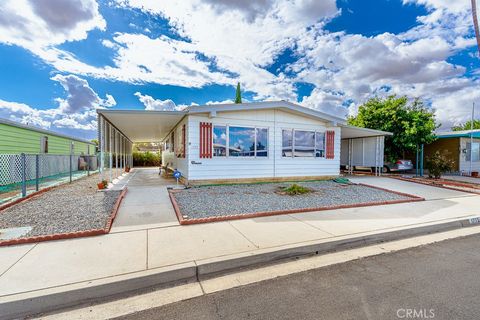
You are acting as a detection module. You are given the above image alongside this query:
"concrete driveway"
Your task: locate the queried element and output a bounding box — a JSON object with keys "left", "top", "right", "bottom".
{"left": 111, "top": 168, "right": 180, "bottom": 232}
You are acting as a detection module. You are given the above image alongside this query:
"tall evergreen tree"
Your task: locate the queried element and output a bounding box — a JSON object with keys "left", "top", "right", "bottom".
{"left": 235, "top": 82, "right": 242, "bottom": 104}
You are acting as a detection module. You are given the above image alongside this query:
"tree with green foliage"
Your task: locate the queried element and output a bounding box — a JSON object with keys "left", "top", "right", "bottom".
{"left": 235, "top": 82, "right": 242, "bottom": 104}
{"left": 348, "top": 95, "right": 438, "bottom": 161}
{"left": 452, "top": 120, "right": 480, "bottom": 131}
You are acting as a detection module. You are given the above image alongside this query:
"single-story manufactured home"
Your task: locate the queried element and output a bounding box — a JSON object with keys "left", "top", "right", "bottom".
{"left": 424, "top": 129, "right": 480, "bottom": 174}
{"left": 97, "top": 101, "right": 391, "bottom": 184}
{"left": 0, "top": 118, "right": 96, "bottom": 155}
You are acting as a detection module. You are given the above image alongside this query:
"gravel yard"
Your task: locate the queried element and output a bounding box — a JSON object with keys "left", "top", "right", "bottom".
{"left": 172, "top": 181, "right": 416, "bottom": 219}
{"left": 0, "top": 174, "right": 122, "bottom": 239}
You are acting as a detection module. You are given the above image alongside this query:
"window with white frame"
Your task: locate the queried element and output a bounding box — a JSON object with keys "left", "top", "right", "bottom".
{"left": 466, "top": 142, "right": 480, "bottom": 162}
{"left": 213, "top": 125, "right": 227, "bottom": 156}
{"left": 213, "top": 125, "right": 268, "bottom": 157}
{"left": 282, "top": 129, "right": 325, "bottom": 158}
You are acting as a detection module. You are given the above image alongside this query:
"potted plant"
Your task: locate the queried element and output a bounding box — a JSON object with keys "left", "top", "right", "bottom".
{"left": 97, "top": 180, "right": 108, "bottom": 190}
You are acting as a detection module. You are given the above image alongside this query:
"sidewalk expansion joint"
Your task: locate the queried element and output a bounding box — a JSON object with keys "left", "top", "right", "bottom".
{"left": 227, "top": 222, "right": 259, "bottom": 248}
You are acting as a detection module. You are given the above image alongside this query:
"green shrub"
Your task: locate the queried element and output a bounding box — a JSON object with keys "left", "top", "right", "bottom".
{"left": 281, "top": 184, "right": 312, "bottom": 195}
{"left": 425, "top": 151, "right": 454, "bottom": 179}
{"left": 133, "top": 151, "right": 161, "bottom": 167}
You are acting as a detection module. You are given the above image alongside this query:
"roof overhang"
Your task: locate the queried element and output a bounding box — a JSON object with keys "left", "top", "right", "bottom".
{"left": 187, "top": 101, "right": 347, "bottom": 125}
{"left": 97, "top": 102, "right": 391, "bottom": 143}
{"left": 98, "top": 110, "right": 186, "bottom": 142}
{"left": 435, "top": 130, "right": 480, "bottom": 139}
{"left": 340, "top": 125, "right": 393, "bottom": 139}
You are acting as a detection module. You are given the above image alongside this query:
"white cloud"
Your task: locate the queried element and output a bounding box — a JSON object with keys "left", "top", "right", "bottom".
{"left": 0, "top": 74, "right": 115, "bottom": 132}
{"left": 0, "top": 0, "right": 478, "bottom": 130}
{"left": 0, "top": 0, "right": 105, "bottom": 49}
{"left": 25, "top": 0, "right": 338, "bottom": 100}
{"left": 51, "top": 74, "right": 116, "bottom": 113}
{"left": 134, "top": 92, "right": 187, "bottom": 111}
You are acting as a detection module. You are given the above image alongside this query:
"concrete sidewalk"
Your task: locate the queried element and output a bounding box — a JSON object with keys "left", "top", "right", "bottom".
{"left": 1, "top": 171, "right": 479, "bottom": 318}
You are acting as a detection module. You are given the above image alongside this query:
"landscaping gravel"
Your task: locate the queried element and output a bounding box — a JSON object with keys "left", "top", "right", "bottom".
{"left": 172, "top": 181, "right": 414, "bottom": 219}
{"left": 0, "top": 174, "right": 122, "bottom": 238}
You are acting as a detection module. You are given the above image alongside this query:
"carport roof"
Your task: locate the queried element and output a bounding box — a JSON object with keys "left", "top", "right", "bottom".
{"left": 340, "top": 125, "right": 393, "bottom": 139}
{"left": 98, "top": 101, "right": 392, "bottom": 142}
{"left": 98, "top": 109, "right": 186, "bottom": 142}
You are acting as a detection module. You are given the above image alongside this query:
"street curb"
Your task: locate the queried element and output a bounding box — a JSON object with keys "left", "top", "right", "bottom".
{"left": 195, "top": 217, "right": 477, "bottom": 277}
{"left": 0, "top": 262, "right": 197, "bottom": 320}
{"left": 1, "top": 216, "right": 479, "bottom": 319}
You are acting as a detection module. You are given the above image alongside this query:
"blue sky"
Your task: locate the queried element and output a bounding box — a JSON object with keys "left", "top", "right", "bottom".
{"left": 0, "top": 0, "right": 478, "bottom": 140}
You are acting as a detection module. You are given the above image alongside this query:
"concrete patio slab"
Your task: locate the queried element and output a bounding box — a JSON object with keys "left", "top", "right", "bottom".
{"left": 147, "top": 222, "right": 256, "bottom": 268}
{"left": 349, "top": 176, "right": 471, "bottom": 200}
{"left": 0, "top": 231, "right": 147, "bottom": 296}
{"left": 229, "top": 215, "right": 333, "bottom": 248}
{"left": 0, "top": 243, "right": 35, "bottom": 275}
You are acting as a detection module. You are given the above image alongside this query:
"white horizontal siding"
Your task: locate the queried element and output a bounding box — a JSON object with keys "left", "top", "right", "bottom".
{"left": 187, "top": 109, "right": 340, "bottom": 180}
{"left": 162, "top": 117, "right": 189, "bottom": 178}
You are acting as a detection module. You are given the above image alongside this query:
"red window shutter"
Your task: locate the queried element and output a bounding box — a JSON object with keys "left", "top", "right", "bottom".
{"left": 181, "top": 124, "right": 186, "bottom": 158}
{"left": 326, "top": 130, "right": 335, "bottom": 159}
{"left": 199, "top": 122, "right": 212, "bottom": 158}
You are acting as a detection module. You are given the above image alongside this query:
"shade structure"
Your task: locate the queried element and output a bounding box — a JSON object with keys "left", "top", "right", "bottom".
{"left": 98, "top": 110, "right": 186, "bottom": 142}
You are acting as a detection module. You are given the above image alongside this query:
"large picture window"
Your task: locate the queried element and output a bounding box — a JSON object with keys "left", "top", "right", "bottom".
{"left": 256, "top": 128, "right": 268, "bottom": 157}
{"left": 213, "top": 125, "right": 227, "bottom": 156}
{"left": 315, "top": 132, "right": 325, "bottom": 158}
{"left": 294, "top": 130, "right": 315, "bottom": 157}
{"left": 282, "top": 130, "right": 293, "bottom": 157}
{"left": 213, "top": 125, "right": 268, "bottom": 157}
{"left": 282, "top": 129, "right": 325, "bottom": 158}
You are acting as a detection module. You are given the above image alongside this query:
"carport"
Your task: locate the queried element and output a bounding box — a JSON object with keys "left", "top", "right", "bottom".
{"left": 340, "top": 125, "right": 393, "bottom": 176}
{"left": 97, "top": 110, "right": 185, "bottom": 182}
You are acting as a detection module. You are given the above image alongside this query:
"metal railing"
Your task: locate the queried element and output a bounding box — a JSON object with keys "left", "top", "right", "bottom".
{"left": 0, "top": 153, "right": 99, "bottom": 203}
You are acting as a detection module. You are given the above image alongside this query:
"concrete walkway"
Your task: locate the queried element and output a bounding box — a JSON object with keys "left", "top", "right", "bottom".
{"left": 111, "top": 168, "right": 179, "bottom": 233}
{"left": 0, "top": 172, "right": 479, "bottom": 317}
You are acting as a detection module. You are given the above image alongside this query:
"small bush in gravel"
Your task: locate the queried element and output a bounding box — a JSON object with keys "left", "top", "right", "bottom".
{"left": 280, "top": 184, "right": 312, "bottom": 195}
{"left": 425, "top": 151, "right": 454, "bottom": 179}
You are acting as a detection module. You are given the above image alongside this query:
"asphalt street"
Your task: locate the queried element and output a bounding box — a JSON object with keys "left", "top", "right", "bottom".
{"left": 116, "top": 234, "right": 480, "bottom": 320}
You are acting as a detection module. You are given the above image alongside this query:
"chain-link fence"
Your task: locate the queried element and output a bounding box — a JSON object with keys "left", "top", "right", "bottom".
{"left": 0, "top": 153, "right": 99, "bottom": 205}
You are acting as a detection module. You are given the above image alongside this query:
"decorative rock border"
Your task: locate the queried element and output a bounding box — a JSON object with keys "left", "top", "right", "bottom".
{"left": 169, "top": 183, "right": 425, "bottom": 225}
{"left": 0, "top": 188, "right": 127, "bottom": 247}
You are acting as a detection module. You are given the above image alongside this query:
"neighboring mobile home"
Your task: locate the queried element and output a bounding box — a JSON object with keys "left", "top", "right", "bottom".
{"left": 424, "top": 129, "right": 480, "bottom": 174}
{"left": 0, "top": 118, "right": 96, "bottom": 155}
{"left": 98, "top": 101, "right": 391, "bottom": 184}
